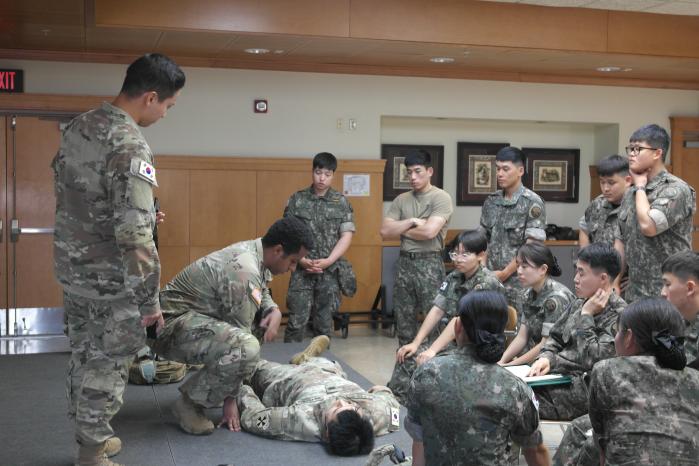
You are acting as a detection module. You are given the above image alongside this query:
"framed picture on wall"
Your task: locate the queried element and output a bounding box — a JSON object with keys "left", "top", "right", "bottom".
{"left": 381, "top": 144, "right": 444, "bottom": 201}
{"left": 523, "top": 147, "right": 580, "bottom": 203}
{"left": 456, "top": 142, "right": 510, "bottom": 206}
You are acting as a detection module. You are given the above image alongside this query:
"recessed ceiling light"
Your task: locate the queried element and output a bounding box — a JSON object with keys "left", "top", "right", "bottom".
{"left": 596, "top": 66, "right": 622, "bottom": 72}
{"left": 430, "top": 57, "right": 455, "bottom": 63}
{"left": 244, "top": 48, "right": 270, "bottom": 55}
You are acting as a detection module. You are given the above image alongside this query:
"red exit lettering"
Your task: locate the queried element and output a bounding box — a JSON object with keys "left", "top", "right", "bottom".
{"left": 0, "top": 71, "right": 16, "bottom": 90}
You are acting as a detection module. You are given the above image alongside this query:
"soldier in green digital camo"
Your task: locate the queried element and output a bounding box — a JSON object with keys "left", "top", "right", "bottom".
{"left": 53, "top": 54, "right": 184, "bottom": 466}
{"left": 480, "top": 147, "right": 546, "bottom": 317}
{"left": 614, "top": 124, "right": 696, "bottom": 303}
{"left": 152, "top": 217, "right": 314, "bottom": 436}
{"left": 393, "top": 230, "right": 504, "bottom": 398}
{"left": 527, "top": 243, "right": 626, "bottom": 421}
{"left": 284, "top": 152, "right": 355, "bottom": 342}
{"left": 379, "top": 149, "right": 453, "bottom": 403}
{"left": 553, "top": 250, "right": 699, "bottom": 466}
{"left": 406, "top": 291, "right": 550, "bottom": 466}
{"left": 578, "top": 155, "right": 631, "bottom": 248}
{"left": 236, "top": 340, "right": 400, "bottom": 456}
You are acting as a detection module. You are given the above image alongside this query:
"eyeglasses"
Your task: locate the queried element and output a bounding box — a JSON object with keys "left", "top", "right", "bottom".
{"left": 449, "top": 251, "right": 476, "bottom": 261}
{"left": 625, "top": 145, "right": 657, "bottom": 155}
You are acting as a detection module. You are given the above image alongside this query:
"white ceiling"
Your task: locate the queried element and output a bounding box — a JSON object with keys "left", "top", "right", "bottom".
{"left": 481, "top": 0, "right": 699, "bottom": 15}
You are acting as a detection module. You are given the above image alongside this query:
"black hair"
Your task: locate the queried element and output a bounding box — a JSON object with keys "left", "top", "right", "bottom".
{"left": 455, "top": 229, "right": 488, "bottom": 255}
{"left": 326, "top": 410, "right": 374, "bottom": 456}
{"left": 495, "top": 146, "right": 525, "bottom": 166}
{"left": 596, "top": 154, "right": 629, "bottom": 177}
{"left": 630, "top": 124, "right": 670, "bottom": 163}
{"left": 458, "top": 291, "right": 508, "bottom": 363}
{"left": 120, "top": 53, "right": 186, "bottom": 100}
{"left": 313, "top": 152, "right": 337, "bottom": 172}
{"left": 517, "top": 242, "right": 562, "bottom": 277}
{"left": 576, "top": 242, "right": 621, "bottom": 281}
{"left": 261, "top": 217, "right": 315, "bottom": 255}
{"left": 661, "top": 251, "right": 699, "bottom": 282}
{"left": 619, "top": 298, "right": 686, "bottom": 370}
{"left": 403, "top": 149, "right": 432, "bottom": 168}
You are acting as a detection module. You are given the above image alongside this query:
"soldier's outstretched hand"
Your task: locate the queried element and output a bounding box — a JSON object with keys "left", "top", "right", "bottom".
{"left": 218, "top": 396, "right": 241, "bottom": 432}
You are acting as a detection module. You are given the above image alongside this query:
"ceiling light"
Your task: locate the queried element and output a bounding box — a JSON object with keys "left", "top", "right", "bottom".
{"left": 430, "top": 57, "right": 455, "bottom": 63}
{"left": 244, "top": 48, "right": 270, "bottom": 55}
{"left": 596, "top": 66, "right": 622, "bottom": 72}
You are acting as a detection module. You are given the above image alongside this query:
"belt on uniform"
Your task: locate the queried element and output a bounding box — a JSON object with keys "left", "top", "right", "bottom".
{"left": 399, "top": 251, "right": 442, "bottom": 259}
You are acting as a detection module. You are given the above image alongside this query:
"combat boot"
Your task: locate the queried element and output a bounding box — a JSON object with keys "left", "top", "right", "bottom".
{"left": 290, "top": 335, "right": 330, "bottom": 365}
{"left": 172, "top": 394, "right": 215, "bottom": 435}
{"left": 104, "top": 437, "right": 121, "bottom": 457}
{"left": 76, "top": 442, "right": 124, "bottom": 466}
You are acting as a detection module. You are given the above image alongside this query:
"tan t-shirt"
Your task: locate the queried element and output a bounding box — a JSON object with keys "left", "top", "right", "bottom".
{"left": 386, "top": 186, "right": 453, "bottom": 252}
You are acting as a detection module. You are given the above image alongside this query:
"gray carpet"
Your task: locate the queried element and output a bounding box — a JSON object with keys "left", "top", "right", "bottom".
{"left": 0, "top": 342, "right": 411, "bottom": 466}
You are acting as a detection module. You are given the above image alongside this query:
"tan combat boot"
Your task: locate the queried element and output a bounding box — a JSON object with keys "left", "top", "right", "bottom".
{"left": 172, "top": 394, "right": 215, "bottom": 435}
{"left": 76, "top": 442, "right": 124, "bottom": 466}
{"left": 104, "top": 437, "right": 121, "bottom": 457}
{"left": 290, "top": 335, "right": 330, "bottom": 365}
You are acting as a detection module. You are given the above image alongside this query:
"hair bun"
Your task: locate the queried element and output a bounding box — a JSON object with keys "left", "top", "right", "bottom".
{"left": 652, "top": 330, "right": 687, "bottom": 370}
{"left": 550, "top": 255, "right": 562, "bottom": 277}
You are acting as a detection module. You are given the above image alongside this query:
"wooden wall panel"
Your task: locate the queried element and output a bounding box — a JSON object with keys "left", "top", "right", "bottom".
{"left": 256, "top": 170, "right": 309, "bottom": 236}
{"left": 154, "top": 169, "right": 189, "bottom": 247}
{"left": 190, "top": 170, "right": 257, "bottom": 246}
{"left": 158, "top": 246, "right": 190, "bottom": 285}
{"left": 333, "top": 169, "right": 383, "bottom": 246}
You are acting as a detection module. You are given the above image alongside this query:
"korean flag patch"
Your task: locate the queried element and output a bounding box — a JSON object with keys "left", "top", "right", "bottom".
{"left": 130, "top": 158, "right": 158, "bottom": 186}
{"left": 390, "top": 407, "right": 400, "bottom": 427}
{"left": 439, "top": 281, "right": 448, "bottom": 291}
{"left": 256, "top": 413, "right": 270, "bottom": 431}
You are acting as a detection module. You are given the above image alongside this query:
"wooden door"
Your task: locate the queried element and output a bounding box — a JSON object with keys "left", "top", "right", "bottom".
{"left": 670, "top": 117, "right": 699, "bottom": 250}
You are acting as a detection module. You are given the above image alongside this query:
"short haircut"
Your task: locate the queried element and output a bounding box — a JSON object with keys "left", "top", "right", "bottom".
{"left": 458, "top": 290, "right": 509, "bottom": 363}
{"left": 404, "top": 149, "right": 432, "bottom": 168}
{"left": 455, "top": 229, "right": 488, "bottom": 255}
{"left": 661, "top": 251, "right": 699, "bottom": 282}
{"left": 517, "top": 242, "right": 562, "bottom": 277}
{"left": 596, "top": 154, "right": 629, "bottom": 177}
{"left": 619, "top": 298, "right": 686, "bottom": 370}
{"left": 629, "top": 124, "right": 670, "bottom": 163}
{"left": 326, "top": 410, "right": 375, "bottom": 456}
{"left": 576, "top": 242, "right": 621, "bottom": 281}
{"left": 261, "top": 217, "right": 315, "bottom": 255}
{"left": 120, "top": 53, "right": 186, "bottom": 100}
{"left": 495, "top": 146, "right": 525, "bottom": 166}
{"left": 313, "top": 152, "right": 337, "bottom": 171}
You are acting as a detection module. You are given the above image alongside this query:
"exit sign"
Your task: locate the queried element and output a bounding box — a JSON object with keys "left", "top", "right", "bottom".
{"left": 0, "top": 69, "right": 23, "bottom": 93}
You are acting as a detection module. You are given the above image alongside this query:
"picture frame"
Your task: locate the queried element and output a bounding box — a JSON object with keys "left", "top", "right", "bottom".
{"left": 523, "top": 147, "right": 580, "bottom": 203}
{"left": 381, "top": 144, "right": 444, "bottom": 201}
{"left": 456, "top": 142, "right": 510, "bottom": 206}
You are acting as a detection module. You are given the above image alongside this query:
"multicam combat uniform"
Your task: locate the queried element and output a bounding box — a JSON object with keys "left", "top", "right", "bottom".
{"left": 480, "top": 184, "right": 546, "bottom": 313}
{"left": 520, "top": 277, "right": 575, "bottom": 353}
{"left": 284, "top": 186, "right": 355, "bottom": 341}
{"left": 53, "top": 102, "right": 161, "bottom": 446}
{"left": 578, "top": 194, "right": 624, "bottom": 247}
{"left": 615, "top": 171, "right": 696, "bottom": 302}
{"left": 387, "top": 265, "right": 505, "bottom": 403}
{"left": 589, "top": 356, "right": 699, "bottom": 465}
{"left": 238, "top": 357, "right": 401, "bottom": 441}
{"left": 406, "top": 345, "right": 543, "bottom": 465}
{"left": 534, "top": 292, "right": 626, "bottom": 421}
{"left": 152, "top": 239, "right": 274, "bottom": 409}
{"left": 385, "top": 186, "right": 452, "bottom": 399}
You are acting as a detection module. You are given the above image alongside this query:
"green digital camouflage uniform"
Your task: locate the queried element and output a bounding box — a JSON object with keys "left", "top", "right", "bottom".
{"left": 534, "top": 292, "right": 626, "bottom": 421}
{"left": 480, "top": 184, "right": 547, "bottom": 314}
{"left": 152, "top": 239, "right": 275, "bottom": 408}
{"left": 554, "top": 318, "right": 699, "bottom": 466}
{"left": 387, "top": 265, "right": 504, "bottom": 403}
{"left": 589, "top": 356, "right": 699, "bottom": 465}
{"left": 53, "top": 102, "right": 161, "bottom": 446}
{"left": 578, "top": 194, "right": 624, "bottom": 247}
{"left": 520, "top": 277, "right": 575, "bottom": 353}
{"left": 237, "top": 357, "right": 401, "bottom": 441}
{"left": 615, "top": 171, "right": 696, "bottom": 303}
{"left": 284, "top": 186, "right": 355, "bottom": 341}
{"left": 406, "top": 345, "right": 543, "bottom": 466}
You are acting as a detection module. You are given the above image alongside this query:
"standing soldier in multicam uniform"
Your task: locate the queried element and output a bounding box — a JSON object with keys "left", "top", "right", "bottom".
{"left": 284, "top": 152, "right": 355, "bottom": 342}
{"left": 152, "top": 217, "right": 314, "bottom": 436}
{"left": 379, "top": 149, "right": 453, "bottom": 403}
{"left": 53, "top": 53, "right": 185, "bottom": 466}
{"left": 578, "top": 155, "right": 631, "bottom": 248}
{"left": 406, "top": 291, "right": 550, "bottom": 466}
{"left": 614, "top": 124, "right": 696, "bottom": 303}
{"left": 236, "top": 341, "right": 401, "bottom": 456}
{"left": 480, "top": 146, "right": 547, "bottom": 317}
{"left": 528, "top": 243, "right": 627, "bottom": 421}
